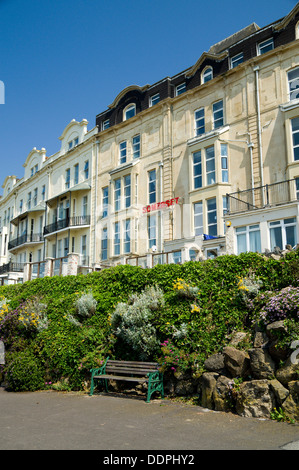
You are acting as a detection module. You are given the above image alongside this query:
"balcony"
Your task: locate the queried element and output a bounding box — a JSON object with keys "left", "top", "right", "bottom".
{"left": 226, "top": 179, "right": 298, "bottom": 214}
{"left": 0, "top": 262, "right": 24, "bottom": 275}
{"left": 43, "top": 215, "right": 91, "bottom": 236}
{"left": 8, "top": 233, "right": 44, "bottom": 251}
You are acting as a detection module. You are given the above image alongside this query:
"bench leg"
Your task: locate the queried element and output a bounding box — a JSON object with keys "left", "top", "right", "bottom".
{"left": 146, "top": 375, "right": 164, "bottom": 403}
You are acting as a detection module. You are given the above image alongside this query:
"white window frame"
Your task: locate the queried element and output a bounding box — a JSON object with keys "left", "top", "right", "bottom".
{"left": 148, "top": 214, "right": 157, "bottom": 249}
{"left": 132, "top": 134, "right": 140, "bottom": 159}
{"left": 102, "top": 119, "right": 110, "bottom": 130}
{"left": 269, "top": 218, "right": 297, "bottom": 251}
{"left": 291, "top": 117, "right": 299, "bottom": 161}
{"left": 65, "top": 168, "right": 70, "bottom": 189}
{"left": 114, "top": 221, "right": 120, "bottom": 256}
{"left": 221, "top": 143, "right": 228, "bottom": 182}
{"left": 236, "top": 224, "right": 261, "bottom": 254}
{"left": 101, "top": 227, "right": 108, "bottom": 260}
{"left": 257, "top": 38, "right": 274, "bottom": 55}
{"left": 119, "top": 141, "right": 127, "bottom": 165}
{"left": 194, "top": 201, "right": 203, "bottom": 236}
{"left": 102, "top": 186, "right": 109, "bottom": 218}
{"left": 213, "top": 100, "right": 224, "bottom": 129}
{"left": 207, "top": 198, "right": 217, "bottom": 237}
{"left": 202, "top": 66, "right": 213, "bottom": 83}
{"left": 124, "top": 174, "right": 131, "bottom": 208}
{"left": 195, "top": 108, "right": 205, "bottom": 136}
{"left": 193, "top": 151, "right": 202, "bottom": 189}
{"left": 150, "top": 93, "right": 160, "bottom": 106}
{"left": 84, "top": 160, "right": 89, "bottom": 179}
{"left": 74, "top": 163, "right": 79, "bottom": 185}
{"left": 288, "top": 67, "right": 299, "bottom": 102}
{"left": 176, "top": 82, "right": 186, "bottom": 96}
{"left": 148, "top": 169, "right": 156, "bottom": 204}
{"left": 123, "top": 218, "right": 131, "bottom": 254}
{"left": 206, "top": 146, "right": 216, "bottom": 185}
{"left": 231, "top": 52, "right": 243, "bottom": 69}
{"left": 114, "top": 178, "right": 121, "bottom": 212}
{"left": 124, "top": 103, "right": 136, "bottom": 121}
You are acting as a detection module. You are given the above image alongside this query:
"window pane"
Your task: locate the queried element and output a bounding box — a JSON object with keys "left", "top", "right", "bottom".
{"left": 249, "top": 230, "right": 261, "bottom": 252}
{"left": 237, "top": 233, "right": 247, "bottom": 254}
{"left": 207, "top": 198, "right": 217, "bottom": 236}
{"left": 194, "top": 202, "right": 203, "bottom": 236}
{"left": 270, "top": 226, "right": 282, "bottom": 250}
{"left": 285, "top": 225, "right": 296, "bottom": 247}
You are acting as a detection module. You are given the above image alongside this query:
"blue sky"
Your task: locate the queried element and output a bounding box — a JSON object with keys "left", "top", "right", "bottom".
{"left": 0, "top": 0, "right": 296, "bottom": 190}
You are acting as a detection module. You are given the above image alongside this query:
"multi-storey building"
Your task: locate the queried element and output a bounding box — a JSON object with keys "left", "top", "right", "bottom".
{"left": 1, "top": 3, "right": 299, "bottom": 283}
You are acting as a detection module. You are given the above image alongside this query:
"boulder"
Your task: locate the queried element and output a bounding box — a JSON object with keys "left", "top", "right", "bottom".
{"left": 223, "top": 346, "right": 250, "bottom": 378}
{"left": 236, "top": 380, "right": 275, "bottom": 419}
{"left": 266, "top": 321, "right": 288, "bottom": 340}
{"left": 275, "top": 358, "right": 299, "bottom": 386}
{"left": 248, "top": 348, "right": 276, "bottom": 379}
{"left": 199, "top": 372, "right": 218, "bottom": 409}
{"left": 214, "top": 375, "right": 232, "bottom": 412}
{"left": 281, "top": 381, "right": 299, "bottom": 422}
{"left": 204, "top": 353, "right": 226, "bottom": 374}
{"left": 269, "top": 379, "right": 289, "bottom": 406}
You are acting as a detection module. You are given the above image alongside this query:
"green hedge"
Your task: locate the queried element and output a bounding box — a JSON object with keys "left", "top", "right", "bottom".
{"left": 0, "top": 251, "right": 298, "bottom": 391}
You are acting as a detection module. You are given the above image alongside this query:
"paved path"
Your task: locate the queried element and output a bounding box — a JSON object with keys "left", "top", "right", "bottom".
{"left": 0, "top": 388, "right": 299, "bottom": 452}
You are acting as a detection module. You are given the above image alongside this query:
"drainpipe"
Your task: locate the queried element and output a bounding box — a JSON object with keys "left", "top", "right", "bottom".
{"left": 93, "top": 139, "right": 100, "bottom": 265}
{"left": 159, "top": 161, "right": 163, "bottom": 253}
{"left": 254, "top": 66, "right": 265, "bottom": 205}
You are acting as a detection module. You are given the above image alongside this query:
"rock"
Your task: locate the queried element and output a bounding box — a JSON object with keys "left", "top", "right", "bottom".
{"left": 199, "top": 372, "right": 218, "bottom": 409}
{"left": 266, "top": 321, "right": 287, "bottom": 340}
{"left": 223, "top": 346, "right": 250, "bottom": 378}
{"left": 269, "top": 379, "right": 289, "bottom": 406}
{"left": 229, "top": 331, "right": 248, "bottom": 347}
{"left": 253, "top": 323, "right": 269, "bottom": 348}
{"left": 276, "top": 358, "right": 299, "bottom": 386}
{"left": 268, "top": 341, "right": 290, "bottom": 362}
{"left": 175, "top": 379, "right": 195, "bottom": 396}
{"left": 214, "top": 375, "right": 232, "bottom": 412}
{"left": 204, "top": 353, "right": 226, "bottom": 374}
{"left": 282, "top": 381, "right": 299, "bottom": 422}
{"left": 236, "top": 380, "right": 275, "bottom": 419}
{"left": 249, "top": 348, "right": 276, "bottom": 379}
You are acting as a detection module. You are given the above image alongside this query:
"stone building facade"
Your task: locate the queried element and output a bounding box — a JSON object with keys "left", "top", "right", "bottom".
{"left": 1, "top": 3, "right": 299, "bottom": 282}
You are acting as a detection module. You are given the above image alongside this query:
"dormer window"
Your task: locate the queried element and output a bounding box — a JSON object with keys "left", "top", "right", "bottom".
{"left": 124, "top": 104, "right": 136, "bottom": 121}
{"left": 176, "top": 83, "right": 186, "bottom": 96}
{"left": 258, "top": 38, "right": 274, "bottom": 55}
{"left": 102, "top": 119, "right": 110, "bottom": 130}
{"left": 68, "top": 136, "right": 79, "bottom": 150}
{"left": 202, "top": 67, "right": 213, "bottom": 83}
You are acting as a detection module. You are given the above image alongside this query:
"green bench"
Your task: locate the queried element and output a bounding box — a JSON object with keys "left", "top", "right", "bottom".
{"left": 90, "top": 357, "right": 164, "bottom": 403}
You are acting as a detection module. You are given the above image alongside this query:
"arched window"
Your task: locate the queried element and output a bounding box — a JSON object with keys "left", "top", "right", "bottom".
{"left": 288, "top": 67, "right": 299, "bottom": 101}
{"left": 124, "top": 103, "right": 136, "bottom": 121}
{"left": 202, "top": 67, "right": 213, "bottom": 83}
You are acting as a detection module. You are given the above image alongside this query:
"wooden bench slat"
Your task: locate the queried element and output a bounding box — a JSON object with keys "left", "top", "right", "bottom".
{"left": 94, "top": 374, "right": 149, "bottom": 382}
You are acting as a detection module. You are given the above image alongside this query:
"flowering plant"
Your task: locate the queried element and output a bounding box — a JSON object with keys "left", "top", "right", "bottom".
{"left": 257, "top": 286, "right": 299, "bottom": 325}
{"left": 173, "top": 278, "right": 199, "bottom": 299}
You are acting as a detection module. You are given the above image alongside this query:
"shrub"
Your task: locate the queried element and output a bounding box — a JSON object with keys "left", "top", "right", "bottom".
{"left": 75, "top": 290, "right": 97, "bottom": 318}
{"left": 110, "top": 285, "right": 164, "bottom": 360}
{"left": 5, "top": 350, "right": 45, "bottom": 391}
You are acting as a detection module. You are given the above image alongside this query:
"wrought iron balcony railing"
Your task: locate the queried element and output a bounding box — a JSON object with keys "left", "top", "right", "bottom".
{"left": 44, "top": 215, "right": 91, "bottom": 235}
{"left": 226, "top": 179, "right": 298, "bottom": 214}
{"left": 0, "top": 262, "right": 24, "bottom": 275}
{"left": 8, "top": 233, "right": 44, "bottom": 250}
